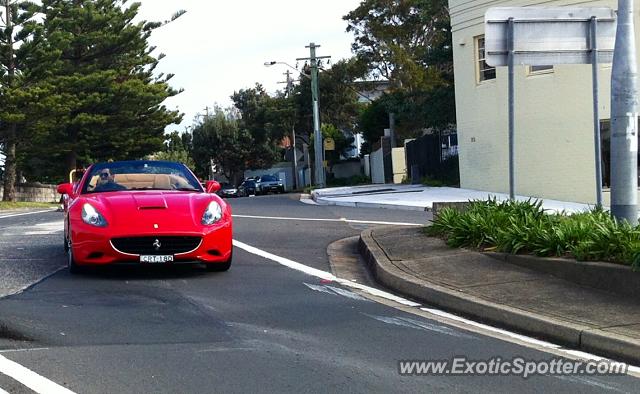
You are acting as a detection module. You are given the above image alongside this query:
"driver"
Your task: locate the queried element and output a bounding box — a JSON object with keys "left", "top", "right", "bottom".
{"left": 94, "top": 168, "right": 126, "bottom": 192}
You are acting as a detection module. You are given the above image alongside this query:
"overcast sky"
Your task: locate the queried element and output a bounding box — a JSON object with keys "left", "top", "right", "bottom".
{"left": 136, "top": 0, "right": 362, "bottom": 132}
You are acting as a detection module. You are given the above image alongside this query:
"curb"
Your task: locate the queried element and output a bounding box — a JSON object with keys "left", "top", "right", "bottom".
{"left": 312, "top": 195, "right": 429, "bottom": 212}
{"left": 358, "top": 228, "right": 640, "bottom": 365}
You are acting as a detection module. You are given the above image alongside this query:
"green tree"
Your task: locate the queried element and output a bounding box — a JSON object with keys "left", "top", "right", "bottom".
{"left": 20, "top": 0, "right": 183, "bottom": 181}
{"left": 292, "top": 58, "right": 365, "bottom": 145}
{"left": 0, "top": 0, "right": 39, "bottom": 200}
{"left": 148, "top": 131, "right": 195, "bottom": 169}
{"left": 191, "top": 108, "right": 251, "bottom": 184}
{"left": 344, "top": 0, "right": 451, "bottom": 91}
{"left": 345, "top": 0, "right": 455, "bottom": 147}
{"left": 230, "top": 84, "right": 283, "bottom": 170}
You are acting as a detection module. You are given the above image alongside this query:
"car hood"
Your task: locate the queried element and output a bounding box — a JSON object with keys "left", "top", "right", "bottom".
{"left": 81, "top": 191, "right": 225, "bottom": 233}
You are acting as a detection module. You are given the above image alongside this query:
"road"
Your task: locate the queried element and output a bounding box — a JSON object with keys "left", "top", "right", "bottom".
{"left": 0, "top": 195, "right": 637, "bottom": 393}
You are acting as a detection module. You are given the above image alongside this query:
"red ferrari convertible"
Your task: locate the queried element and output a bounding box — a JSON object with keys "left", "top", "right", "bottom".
{"left": 57, "top": 160, "right": 233, "bottom": 273}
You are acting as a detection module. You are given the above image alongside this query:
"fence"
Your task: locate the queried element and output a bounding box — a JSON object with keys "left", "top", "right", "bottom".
{"left": 406, "top": 131, "right": 459, "bottom": 184}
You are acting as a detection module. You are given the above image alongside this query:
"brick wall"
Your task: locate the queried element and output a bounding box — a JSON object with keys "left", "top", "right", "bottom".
{"left": 0, "top": 184, "right": 58, "bottom": 203}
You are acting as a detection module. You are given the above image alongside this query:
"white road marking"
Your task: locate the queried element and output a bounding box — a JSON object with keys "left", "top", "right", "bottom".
{"left": 555, "top": 375, "right": 628, "bottom": 393}
{"left": 303, "top": 282, "right": 370, "bottom": 301}
{"left": 0, "top": 209, "right": 56, "bottom": 220}
{"left": 233, "top": 239, "right": 640, "bottom": 375}
{"left": 233, "top": 240, "right": 420, "bottom": 307}
{"left": 0, "top": 387, "right": 9, "bottom": 394}
{"left": 0, "top": 348, "right": 50, "bottom": 354}
{"left": 420, "top": 307, "right": 560, "bottom": 350}
{"left": 233, "top": 214, "right": 422, "bottom": 227}
{"left": 0, "top": 354, "right": 76, "bottom": 393}
{"left": 23, "top": 221, "right": 64, "bottom": 235}
{"left": 363, "top": 314, "right": 473, "bottom": 339}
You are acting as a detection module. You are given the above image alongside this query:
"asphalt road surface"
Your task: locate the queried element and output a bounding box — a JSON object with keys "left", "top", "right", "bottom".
{"left": 0, "top": 195, "right": 638, "bottom": 393}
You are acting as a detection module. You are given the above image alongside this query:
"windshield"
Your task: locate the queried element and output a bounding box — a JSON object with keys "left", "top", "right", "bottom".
{"left": 260, "top": 175, "right": 278, "bottom": 182}
{"left": 82, "top": 161, "right": 203, "bottom": 194}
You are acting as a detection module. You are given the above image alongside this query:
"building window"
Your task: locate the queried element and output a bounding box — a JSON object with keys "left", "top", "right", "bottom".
{"left": 528, "top": 65, "right": 553, "bottom": 75}
{"left": 476, "top": 36, "right": 496, "bottom": 83}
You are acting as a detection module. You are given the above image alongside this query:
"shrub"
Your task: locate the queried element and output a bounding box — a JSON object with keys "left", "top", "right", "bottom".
{"left": 427, "top": 199, "right": 640, "bottom": 267}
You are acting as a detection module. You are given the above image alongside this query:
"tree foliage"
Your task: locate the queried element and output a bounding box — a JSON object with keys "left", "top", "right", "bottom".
{"left": 0, "top": 0, "right": 39, "bottom": 200}
{"left": 345, "top": 0, "right": 456, "bottom": 151}
{"left": 149, "top": 131, "right": 194, "bottom": 169}
{"left": 191, "top": 108, "right": 251, "bottom": 184}
{"left": 18, "top": 0, "right": 183, "bottom": 182}
{"left": 292, "top": 58, "right": 366, "bottom": 144}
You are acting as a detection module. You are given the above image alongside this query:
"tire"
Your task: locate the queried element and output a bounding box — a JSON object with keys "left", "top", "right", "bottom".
{"left": 67, "top": 238, "right": 82, "bottom": 274}
{"left": 65, "top": 240, "right": 83, "bottom": 275}
{"left": 205, "top": 251, "right": 232, "bottom": 272}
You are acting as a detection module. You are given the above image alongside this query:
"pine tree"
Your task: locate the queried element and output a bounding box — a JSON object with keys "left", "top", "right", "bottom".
{"left": 21, "top": 0, "right": 184, "bottom": 179}
{"left": 0, "top": 0, "right": 38, "bottom": 201}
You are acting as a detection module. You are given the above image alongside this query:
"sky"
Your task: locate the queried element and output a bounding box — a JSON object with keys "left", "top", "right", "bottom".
{"left": 136, "top": 0, "right": 363, "bottom": 133}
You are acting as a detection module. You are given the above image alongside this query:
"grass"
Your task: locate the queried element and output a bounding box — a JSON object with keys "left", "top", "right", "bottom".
{"left": 0, "top": 201, "right": 58, "bottom": 210}
{"left": 426, "top": 198, "right": 640, "bottom": 269}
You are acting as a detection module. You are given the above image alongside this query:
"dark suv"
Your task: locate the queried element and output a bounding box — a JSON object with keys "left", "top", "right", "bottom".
{"left": 255, "top": 175, "right": 285, "bottom": 195}
{"left": 238, "top": 180, "right": 257, "bottom": 197}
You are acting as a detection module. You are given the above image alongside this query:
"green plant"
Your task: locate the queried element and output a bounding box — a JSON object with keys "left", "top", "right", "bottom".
{"left": 427, "top": 199, "right": 640, "bottom": 267}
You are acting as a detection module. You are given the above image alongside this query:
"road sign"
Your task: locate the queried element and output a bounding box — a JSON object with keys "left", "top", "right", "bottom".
{"left": 484, "top": 7, "right": 616, "bottom": 204}
{"left": 324, "top": 138, "right": 335, "bottom": 151}
{"left": 485, "top": 7, "right": 616, "bottom": 67}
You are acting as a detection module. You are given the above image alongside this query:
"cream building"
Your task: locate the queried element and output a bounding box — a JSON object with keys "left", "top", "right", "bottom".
{"left": 449, "top": 0, "right": 640, "bottom": 204}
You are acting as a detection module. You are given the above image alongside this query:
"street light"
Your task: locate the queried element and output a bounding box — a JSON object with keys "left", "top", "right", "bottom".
{"left": 264, "top": 61, "right": 311, "bottom": 80}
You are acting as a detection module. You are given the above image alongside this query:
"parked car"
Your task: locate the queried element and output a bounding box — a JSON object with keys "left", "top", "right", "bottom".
{"left": 56, "top": 160, "right": 233, "bottom": 273}
{"left": 255, "top": 175, "right": 285, "bottom": 195}
{"left": 217, "top": 183, "right": 238, "bottom": 198}
{"left": 238, "top": 180, "right": 257, "bottom": 197}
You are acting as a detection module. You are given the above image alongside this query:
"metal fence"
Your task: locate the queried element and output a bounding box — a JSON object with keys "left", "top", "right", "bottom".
{"left": 406, "top": 132, "right": 459, "bottom": 184}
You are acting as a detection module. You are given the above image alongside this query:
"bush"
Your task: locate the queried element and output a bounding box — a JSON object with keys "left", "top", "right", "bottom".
{"left": 427, "top": 199, "right": 640, "bottom": 268}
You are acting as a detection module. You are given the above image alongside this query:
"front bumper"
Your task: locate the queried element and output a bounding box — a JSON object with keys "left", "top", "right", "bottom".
{"left": 70, "top": 221, "right": 232, "bottom": 266}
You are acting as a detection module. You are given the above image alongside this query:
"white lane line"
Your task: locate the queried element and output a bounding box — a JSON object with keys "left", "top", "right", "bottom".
{"left": 233, "top": 240, "right": 420, "bottom": 307}
{"left": 232, "top": 214, "right": 422, "bottom": 227}
{"left": 233, "top": 239, "right": 640, "bottom": 373}
{"left": 0, "top": 348, "right": 50, "bottom": 354}
{"left": 0, "top": 209, "right": 57, "bottom": 220}
{"left": 0, "top": 354, "right": 76, "bottom": 394}
{"left": 420, "top": 307, "right": 560, "bottom": 350}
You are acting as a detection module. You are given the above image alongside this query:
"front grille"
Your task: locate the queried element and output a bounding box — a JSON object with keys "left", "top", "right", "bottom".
{"left": 111, "top": 236, "right": 202, "bottom": 255}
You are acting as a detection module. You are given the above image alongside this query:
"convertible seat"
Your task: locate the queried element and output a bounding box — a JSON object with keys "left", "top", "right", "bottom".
{"left": 113, "top": 174, "right": 172, "bottom": 189}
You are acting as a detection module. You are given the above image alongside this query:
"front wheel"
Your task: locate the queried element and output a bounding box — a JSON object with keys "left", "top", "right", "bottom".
{"left": 67, "top": 239, "right": 82, "bottom": 274}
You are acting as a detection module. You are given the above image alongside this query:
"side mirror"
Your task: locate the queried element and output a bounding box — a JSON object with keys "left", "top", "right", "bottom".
{"left": 205, "top": 181, "right": 221, "bottom": 193}
{"left": 57, "top": 183, "right": 74, "bottom": 196}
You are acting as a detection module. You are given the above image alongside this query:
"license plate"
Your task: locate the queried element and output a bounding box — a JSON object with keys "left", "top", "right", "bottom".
{"left": 140, "top": 255, "right": 174, "bottom": 263}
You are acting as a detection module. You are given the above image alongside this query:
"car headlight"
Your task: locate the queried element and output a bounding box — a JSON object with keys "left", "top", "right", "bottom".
{"left": 202, "top": 201, "right": 223, "bottom": 225}
{"left": 82, "top": 203, "right": 107, "bottom": 227}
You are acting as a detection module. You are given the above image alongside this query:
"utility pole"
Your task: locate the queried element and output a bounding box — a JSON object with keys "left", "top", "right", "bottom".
{"left": 297, "top": 43, "right": 330, "bottom": 188}
{"left": 610, "top": 0, "right": 638, "bottom": 223}
{"left": 280, "top": 70, "right": 298, "bottom": 190}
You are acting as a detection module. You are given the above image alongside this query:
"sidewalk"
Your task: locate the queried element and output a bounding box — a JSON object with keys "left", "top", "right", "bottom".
{"left": 312, "top": 184, "right": 593, "bottom": 213}
{"left": 359, "top": 226, "right": 640, "bottom": 364}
